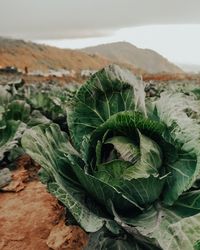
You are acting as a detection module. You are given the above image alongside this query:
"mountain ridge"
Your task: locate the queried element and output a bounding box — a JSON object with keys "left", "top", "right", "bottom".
{"left": 81, "top": 41, "right": 183, "bottom": 74}
{"left": 0, "top": 37, "right": 182, "bottom": 74}
{"left": 0, "top": 37, "right": 111, "bottom": 72}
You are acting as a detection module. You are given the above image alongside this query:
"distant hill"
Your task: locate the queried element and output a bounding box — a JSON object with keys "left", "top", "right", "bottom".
{"left": 81, "top": 42, "right": 183, "bottom": 74}
{"left": 0, "top": 37, "right": 112, "bottom": 72}
{"left": 0, "top": 38, "right": 183, "bottom": 75}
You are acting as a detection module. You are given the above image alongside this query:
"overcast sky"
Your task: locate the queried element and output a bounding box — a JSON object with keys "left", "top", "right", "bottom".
{"left": 1, "top": 0, "right": 200, "bottom": 64}
{"left": 36, "top": 25, "right": 200, "bottom": 65}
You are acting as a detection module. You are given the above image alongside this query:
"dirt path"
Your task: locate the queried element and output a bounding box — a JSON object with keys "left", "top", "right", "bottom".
{"left": 0, "top": 164, "right": 88, "bottom": 250}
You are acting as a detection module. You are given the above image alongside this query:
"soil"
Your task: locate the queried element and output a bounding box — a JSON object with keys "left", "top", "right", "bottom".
{"left": 0, "top": 157, "right": 88, "bottom": 250}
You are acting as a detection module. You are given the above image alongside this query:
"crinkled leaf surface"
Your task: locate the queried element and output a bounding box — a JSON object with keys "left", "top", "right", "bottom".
{"left": 95, "top": 161, "right": 165, "bottom": 207}
{"left": 85, "top": 227, "right": 147, "bottom": 250}
{"left": 171, "top": 190, "right": 200, "bottom": 216}
{"left": 123, "top": 131, "right": 162, "bottom": 180}
{"left": 85, "top": 111, "right": 165, "bottom": 168}
{"left": 66, "top": 154, "right": 143, "bottom": 212}
{"left": 6, "top": 100, "right": 31, "bottom": 122}
{"left": 118, "top": 191, "right": 200, "bottom": 250}
{"left": 0, "top": 120, "right": 26, "bottom": 160}
{"left": 22, "top": 124, "right": 78, "bottom": 179}
{"left": 105, "top": 136, "right": 140, "bottom": 163}
{"left": 67, "top": 65, "right": 146, "bottom": 149}
{"left": 21, "top": 124, "right": 121, "bottom": 233}
{"left": 155, "top": 93, "right": 200, "bottom": 204}
{"left": 47, "top": 181, "right": 120, "bottom": 233}
{"left": 27, "top": 110, "right": 51, "bottom": 127}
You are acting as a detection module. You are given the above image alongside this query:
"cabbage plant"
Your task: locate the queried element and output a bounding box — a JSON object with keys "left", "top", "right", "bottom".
{"left": 22, "top": 65, "right": 200, "bottom": 249}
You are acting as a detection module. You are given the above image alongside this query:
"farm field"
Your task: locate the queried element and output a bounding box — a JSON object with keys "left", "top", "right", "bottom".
{"left": 1, "top": 65, "right": 200, "bottom": 249}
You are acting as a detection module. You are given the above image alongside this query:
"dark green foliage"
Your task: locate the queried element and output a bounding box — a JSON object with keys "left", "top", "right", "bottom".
{"left": 21, "top": 65, "right": 200, "bottom": 249}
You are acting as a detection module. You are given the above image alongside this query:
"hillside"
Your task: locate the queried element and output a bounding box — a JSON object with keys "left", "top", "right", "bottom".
{"left": 0, "top": 38, "right": 183, "bottom": 75}
{"left": 82, "top": 41, "right": 183, "bottom": 74}
{"left": 0, "top": 37, "right": 111, "bottom": 72}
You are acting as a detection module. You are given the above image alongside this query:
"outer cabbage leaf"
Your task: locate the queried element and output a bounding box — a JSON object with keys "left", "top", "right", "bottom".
{"left": 117, "top": 192, "right": 200, "bottom": 250}
{"left": 47, "top": 181, "right": 120, "bottom": 233}
{"left": 6, "top": 100, "right": 31, "bottom": 122}
{"left": 27, "top": 110, "right": 51, "bottom": 127}
{"left": 27, "top": 85, "right": 69, "bottom": 123}
{"left": 154, "top": 92, "right": 200, "bottom": 204}
{"left": 85, "top": 227, "right": 151, "bottom": 250}
{"left": 0, "top": 120, "right": 26, "bottom": 160}
{"left": 67, "top": 64, "right": 146, "bottom": 149}
{"left": 67, "top": 154, "right": 143, "bottom": 212}
{"left": 21, "top": 124, "right": 78, "bottom": 179}
{"left": 21, "top": 124, "right": 125, "bottom": 233}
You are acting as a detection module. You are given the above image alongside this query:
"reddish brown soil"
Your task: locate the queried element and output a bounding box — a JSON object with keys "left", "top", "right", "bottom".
{"left": 0, "top": 158, "right": 88, "bottom": 250}
{"left": 0, "top": 181, "right": 61, "bottom": 250}
{"left": 142, "top": 72, "right": 199, "bottom": 82}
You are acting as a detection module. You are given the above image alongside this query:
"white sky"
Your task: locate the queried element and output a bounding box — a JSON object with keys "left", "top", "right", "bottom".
{"left": 36, "top": 25, "right": 200, "bottom": 65}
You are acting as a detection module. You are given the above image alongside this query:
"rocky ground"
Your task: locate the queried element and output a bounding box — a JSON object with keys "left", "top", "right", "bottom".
{"left": 0, "top": 156, "right": 88, "bottom": 250}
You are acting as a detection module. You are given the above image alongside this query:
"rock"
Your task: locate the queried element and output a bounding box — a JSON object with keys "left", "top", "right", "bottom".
{"left": 0, "top": 168, "right": 12, "bottom": 188}
{"left": 47, "top": 220, "right": 88, "bottom": 250}
{"left": 2, "top": 154, "right": 40, "bottom": 192}
{"left": 1, "top": 167, "right": 29, "bottom": 192}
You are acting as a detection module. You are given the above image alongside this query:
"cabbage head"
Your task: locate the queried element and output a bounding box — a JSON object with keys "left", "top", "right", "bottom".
{"left": 22, "top": 65, "right": 200, "bottom": 250}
